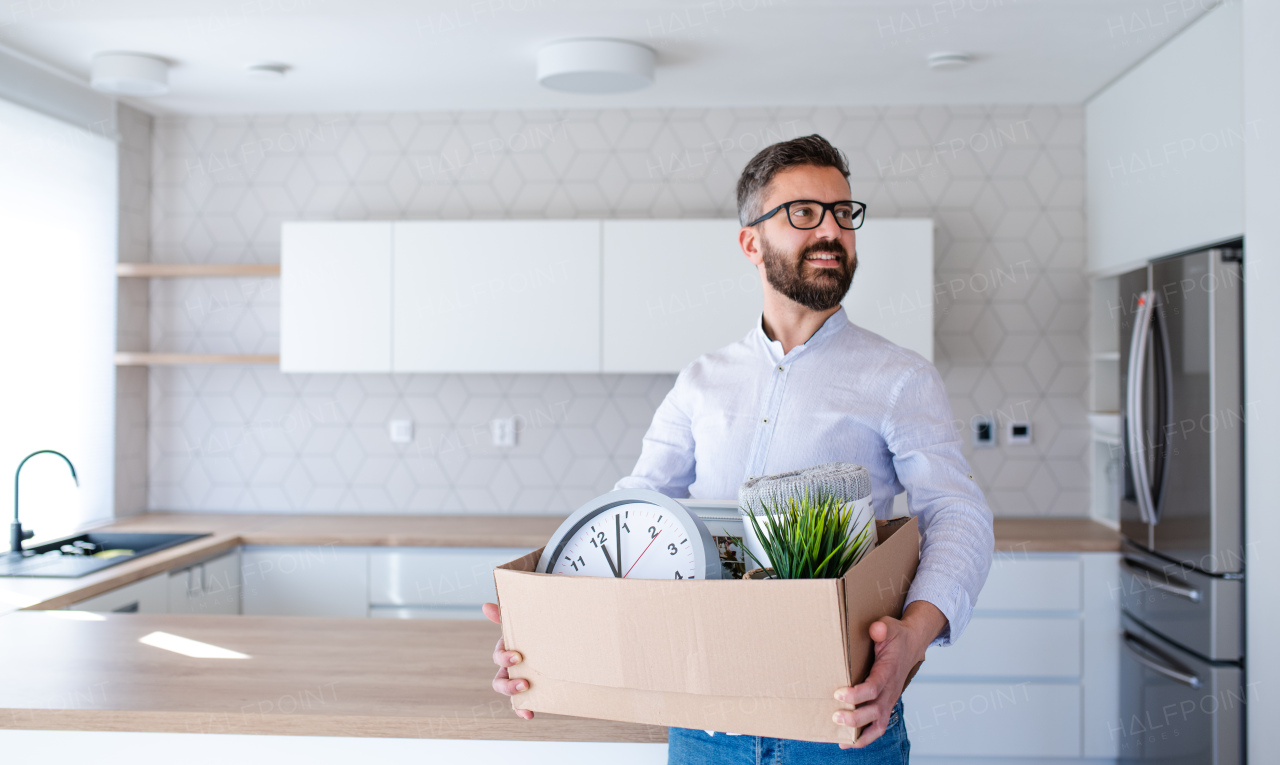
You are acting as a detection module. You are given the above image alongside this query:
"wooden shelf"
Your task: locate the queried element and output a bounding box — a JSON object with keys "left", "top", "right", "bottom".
{"left": 115, "top": 353, "right": 279, "bottom": 366}
{"left": 116, "top": 263, "right": 280, "bottom": 278}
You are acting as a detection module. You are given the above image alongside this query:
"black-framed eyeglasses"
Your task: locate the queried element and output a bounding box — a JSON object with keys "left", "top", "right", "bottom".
{"left": 746, "top": 199, "right": 867, "bottom": 230}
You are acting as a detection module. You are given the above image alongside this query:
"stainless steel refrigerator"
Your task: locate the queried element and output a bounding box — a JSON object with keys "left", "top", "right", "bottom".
{"left": 1116, "top": 245, "right": 1245, "bottom": 764}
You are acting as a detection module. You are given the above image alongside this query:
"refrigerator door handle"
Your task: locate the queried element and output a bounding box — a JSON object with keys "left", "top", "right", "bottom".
{"left": 1126, "top": 291, "right": 1156, "bottom": 524}
{"left": 1120, "top": 556, "right": 1202, "bottom": 602}
{"left": 1123, "top": 631, "right": 1202, "bottom": 689}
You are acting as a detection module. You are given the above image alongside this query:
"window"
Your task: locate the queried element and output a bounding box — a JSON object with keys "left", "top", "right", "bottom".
{"left": 0, "top": 97, "right": 117, "bottom": 547}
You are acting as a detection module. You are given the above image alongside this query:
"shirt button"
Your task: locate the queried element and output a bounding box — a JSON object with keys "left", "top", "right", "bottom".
{"left": 777, "top": 366, "right": 784, "bottom": 371}
{"left": 762, "top": 418, "right": 768, "bottom": 423}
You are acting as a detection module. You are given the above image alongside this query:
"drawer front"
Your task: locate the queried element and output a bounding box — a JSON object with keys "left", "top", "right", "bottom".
{"left": 369, "top": 548, "right": 533, "bottom": 607}
{"left": 901, "top": 681, "right": 1082, "bottom": 758}
{"left": 241, "top": 547, "right": 368, "bottom": 618}
{"left": 917, "top": 616, "right": 1082, "bottom": 679}
{"left": 1119, "top": 543, "right": 1242, "bottom": 661}
{"left": 978, "top": 554, "right": 1082, "bottom": 611}
{"left": 69, "top": 572, "right": 169, "bottom": 614}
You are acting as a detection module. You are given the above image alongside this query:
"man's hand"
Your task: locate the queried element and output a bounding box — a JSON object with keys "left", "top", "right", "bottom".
{"left": 832, "top": 601, "right": 946, "bottom": 749}
{"left": 482, "top": 602, "right": 534, "bottom": 720}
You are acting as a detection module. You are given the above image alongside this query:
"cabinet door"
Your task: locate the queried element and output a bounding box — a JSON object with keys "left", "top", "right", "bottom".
{"left": 368, "top": 547, "right": 534, "bottom": 609}
{"left": 842, "top": 218, "right": 934, "bottom": 362}
{"left": 168, "top": 549, "right": 241, "bottom": 615}
{"left": 1086, "top": 2, "right": 1242, "bottom": 273}
{"left": 281, "top": 221, "right": 392, "bottom": 372}
{"left": 69, "top": 572, "right": 168, "bottom": 614}
{"left": 240, "top": 547, "right": 369, "bottom": 618}
{"left": 601, "top": 219, "right": 759, "bottom": 373}
{"left": 393, "top": 220, "right": 601, "bottom": 372}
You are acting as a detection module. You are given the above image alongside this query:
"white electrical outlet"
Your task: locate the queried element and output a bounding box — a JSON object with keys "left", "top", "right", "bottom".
{"left": 388, "top": 419, "right": 413, "bottom": 444}
{"left": 491, "top": 417, "right": 517, "bottom": 448}
{"left": 1006, "top": 421, "right": 1033, "bottom": 445}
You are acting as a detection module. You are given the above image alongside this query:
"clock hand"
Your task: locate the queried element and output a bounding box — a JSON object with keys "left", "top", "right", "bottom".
{"left": 623, "top": 530, "right": 660, "bottom": 579}
{"left": 615, "top": 514, "right": 623, "bottom": 576}
{"left": 601, "top": 544, "right": 621, "bottom": 577}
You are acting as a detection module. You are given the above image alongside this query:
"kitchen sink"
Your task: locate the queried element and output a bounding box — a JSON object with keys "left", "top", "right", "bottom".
{"left": 0, "top": 532, "right": 210, "bottom": 578}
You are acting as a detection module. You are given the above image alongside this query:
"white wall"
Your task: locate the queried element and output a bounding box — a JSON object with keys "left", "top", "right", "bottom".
{"left": 0, "top": 97, "right": 118, "bottom": 543}
{"left": 1242, "top": 0, "right": 1278, "bottom": 758}
{"left": 1086, "top": 1, "right": 1243, "bottom": 273}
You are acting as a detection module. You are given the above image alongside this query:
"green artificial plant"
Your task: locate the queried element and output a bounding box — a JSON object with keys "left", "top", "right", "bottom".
{"left": 740, "top": 489, "right": 875, "bottom": 579}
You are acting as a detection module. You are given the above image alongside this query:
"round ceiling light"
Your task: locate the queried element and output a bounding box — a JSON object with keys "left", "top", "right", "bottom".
{"left": 537, "top": 39, "right": 655, "bottom": 94}
{"left": 90, "top": 52, "right": 170, "bottom": 96}
{"left": 927, "top": 52, "right": 973, "bottom": 71}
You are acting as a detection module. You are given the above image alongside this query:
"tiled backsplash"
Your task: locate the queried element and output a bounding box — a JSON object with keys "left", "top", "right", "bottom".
{"left": 138, "top": 105, "right": 1088, "bottom": 516}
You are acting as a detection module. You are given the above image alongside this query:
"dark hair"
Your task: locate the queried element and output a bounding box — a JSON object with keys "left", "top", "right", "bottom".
{"left": 735, "top": 134, "right": 851, "bottom": 226}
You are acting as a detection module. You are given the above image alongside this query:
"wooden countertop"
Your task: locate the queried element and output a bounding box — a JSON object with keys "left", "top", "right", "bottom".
{"left": 991, "top": 517, "right": 1122, "bottom": 553}
{"left": 0, "top": 512, "right": 1121, "bottom": 614}
{"left": 0, "top": 611, "right": 664, "bottom": 742}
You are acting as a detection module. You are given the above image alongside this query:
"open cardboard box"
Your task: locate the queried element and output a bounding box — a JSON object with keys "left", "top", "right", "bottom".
{"left": 493, "top": 515, "right": 922, "bottom": 744}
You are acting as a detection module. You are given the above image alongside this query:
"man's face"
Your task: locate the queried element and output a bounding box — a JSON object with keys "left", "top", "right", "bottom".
{"left": 750, "top": 165, "right": 857, "bottom": 312}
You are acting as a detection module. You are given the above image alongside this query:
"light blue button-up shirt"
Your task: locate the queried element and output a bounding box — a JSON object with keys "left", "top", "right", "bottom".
{"left": 615, "top": 307, "right": 994, "bottom": 646}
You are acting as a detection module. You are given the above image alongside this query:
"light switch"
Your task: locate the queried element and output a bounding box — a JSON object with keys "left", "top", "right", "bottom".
{"left": 491, "top": 417, "right": 517, "bottom": 448}
{"left": 972, "top": 416, "right": 996, "bottom": 447}
{"left": 388, "top": 419, "right": 413, "bottom": 444}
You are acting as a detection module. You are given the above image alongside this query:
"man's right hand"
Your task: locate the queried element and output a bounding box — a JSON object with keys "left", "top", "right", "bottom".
{"left": 482, "top": 602, "right": 534, "bottom": 720}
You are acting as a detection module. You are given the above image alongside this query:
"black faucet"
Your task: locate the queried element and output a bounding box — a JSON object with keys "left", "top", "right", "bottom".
{"left": 9, "top": 450, "right": 78, "bottom": 555}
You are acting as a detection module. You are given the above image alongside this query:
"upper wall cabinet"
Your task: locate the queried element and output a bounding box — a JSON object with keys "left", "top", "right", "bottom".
{"left": 1086, "top": 2, "right": 1242, "bottom": 275}
{"left": 842, "top": 218, "right": 934, "bottom": 363}
{"left": 279, "top": 217, "right": 933, "bottom": 374}
{"left": 281, "top": 221, "right": 392, "bottom": 373}
{"left": 602, "top": 219, "right": 759, "bottom": 373}
{"left": 393, "top": 220, "right": 601, "bottom": 373}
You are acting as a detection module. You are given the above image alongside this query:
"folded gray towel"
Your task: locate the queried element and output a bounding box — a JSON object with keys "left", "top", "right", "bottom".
{"left": 738, "top": 462, "right": 872, "bottom": 516}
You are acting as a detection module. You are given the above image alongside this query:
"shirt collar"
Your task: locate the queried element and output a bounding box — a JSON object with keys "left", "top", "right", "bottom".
{"left": 754, "top": 306, "right": 850, "bottom": 361}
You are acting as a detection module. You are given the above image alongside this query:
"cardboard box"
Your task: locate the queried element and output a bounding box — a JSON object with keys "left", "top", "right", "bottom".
{"left": 493, "top": 515, "right": 921, "bottom": 744}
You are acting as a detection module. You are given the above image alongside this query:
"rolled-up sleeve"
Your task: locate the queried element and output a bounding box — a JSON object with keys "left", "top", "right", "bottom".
{"left": 614, "top": 372, "right": 697, "bottom": 498}
{"left": 883, "top": 361, "right": 994, "bottom": 647}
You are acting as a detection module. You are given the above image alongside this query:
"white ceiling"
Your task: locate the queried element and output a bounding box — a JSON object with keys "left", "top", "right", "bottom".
{"left": 0, "top": 0, "right": 1211, "bottom": 114}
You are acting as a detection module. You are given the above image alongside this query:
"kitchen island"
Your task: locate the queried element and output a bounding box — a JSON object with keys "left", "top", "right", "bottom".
{"left": 0, "top": 511, "right": 1123, "bottom": 763}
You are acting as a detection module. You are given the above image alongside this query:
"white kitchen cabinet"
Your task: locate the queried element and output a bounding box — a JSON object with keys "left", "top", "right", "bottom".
{"left": 280, "top": 221, "right": 393, "bottom": 372}
{"left": 69, "top": 571, "right": 168, "bottom": 614}
{"left": 600, "top": 218, "right": 934, "bottom": 373}
{"left": 367, "top": 547, "right": 534, "bottom": 620}
{"left": 906, "top": 552, "right": 1120, "bottom": 764}
{"left": 168, "top": 549, "right": 241, "bottom": 615}
{"left": 1086, "top": 1, "right": 1242, "bottom": 274}
{"left": 601, "top": 219, "right": 760, "bottom": 373}
{"left": 392, "top": 220, "right": 601, "bottom": 373}
{"left": 240, "top": 546, "right": 369, "bottom": 618}
{"left": 841, "top": 218, "right": 934, "bottom": 362}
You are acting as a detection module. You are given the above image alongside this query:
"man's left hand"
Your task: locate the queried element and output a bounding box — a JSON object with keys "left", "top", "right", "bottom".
{"left": 831, "top": 601, "right": 947, "bottom": 749}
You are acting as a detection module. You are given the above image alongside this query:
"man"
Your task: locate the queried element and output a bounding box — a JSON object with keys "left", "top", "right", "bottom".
{"left": 485, "top": 134, "right": 994, "bottom": 762}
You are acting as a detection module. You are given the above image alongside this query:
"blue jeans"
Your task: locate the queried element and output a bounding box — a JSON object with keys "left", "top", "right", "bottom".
{"left": 667, "top": 699, "right": 908, "bottom": 765}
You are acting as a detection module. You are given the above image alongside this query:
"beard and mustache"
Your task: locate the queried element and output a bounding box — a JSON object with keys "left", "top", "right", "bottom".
{"left": 759, "top": 233, "right": 857, "bottom": 311}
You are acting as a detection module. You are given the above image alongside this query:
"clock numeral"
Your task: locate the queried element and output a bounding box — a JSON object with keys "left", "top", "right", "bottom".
{"left": 673, "top": 571, "right": 683, "bottom": 579}
{"left": 589, "top": 530, "right": 608, "bottom": 548}
{"left": 647, "top": 526, "right": 657, "bottom": 539}
{"left": 621, "top": 522, "right": 630, "bottom": 533}
{"left": 667, "top": 542, "right": 678, "bottom": 556}
{"left": 564, "top": 554, "right": 585, "bottom": 572}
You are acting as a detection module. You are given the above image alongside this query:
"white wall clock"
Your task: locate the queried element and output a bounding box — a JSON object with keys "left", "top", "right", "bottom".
{"left": 537, "top": 489, "right": 723, "bottom": 580}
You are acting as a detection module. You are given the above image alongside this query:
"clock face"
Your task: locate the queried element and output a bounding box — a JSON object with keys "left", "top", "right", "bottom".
{"left": 548, "top": 502, "right": 699, "bottom": 580}
{"left": 537, "top": 489, "right": 722, "bottom": 580}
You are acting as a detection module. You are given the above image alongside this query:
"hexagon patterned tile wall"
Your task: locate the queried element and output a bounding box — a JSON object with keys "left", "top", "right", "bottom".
{"left": 138, "top": 105, "right": 1088, "bottom": 516}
